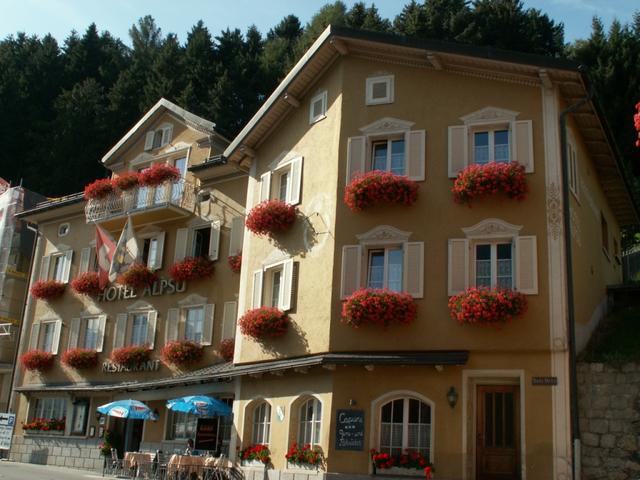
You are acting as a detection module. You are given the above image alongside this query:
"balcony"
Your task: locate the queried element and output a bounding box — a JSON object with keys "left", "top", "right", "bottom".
{"left": 84, "top": 179, "right": 197, "bottom": 226}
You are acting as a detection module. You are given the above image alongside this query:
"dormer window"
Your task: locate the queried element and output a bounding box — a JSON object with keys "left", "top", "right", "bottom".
{"left": 366, "top": 75, "right": 394, "bottom": 105}
{"left": 144, "top": 123, "right": 173, "bottom": 151}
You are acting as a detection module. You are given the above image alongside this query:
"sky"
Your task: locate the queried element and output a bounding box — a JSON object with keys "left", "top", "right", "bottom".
{"left": 0, "top": 0, "right": 637, "bottom": 46}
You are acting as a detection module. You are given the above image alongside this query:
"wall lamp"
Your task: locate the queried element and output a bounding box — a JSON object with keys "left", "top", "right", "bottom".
{"left": 446, "top": 386, "right": 458, "bottom": 409}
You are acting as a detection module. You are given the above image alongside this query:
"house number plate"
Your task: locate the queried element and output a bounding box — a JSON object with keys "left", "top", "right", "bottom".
{"left": 532, "top": 376, "right": 558, "bottom": 386}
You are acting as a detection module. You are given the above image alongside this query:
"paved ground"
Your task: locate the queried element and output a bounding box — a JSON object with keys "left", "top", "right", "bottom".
{"left": 0, "top": 461, "right": 103, "bottom": 480}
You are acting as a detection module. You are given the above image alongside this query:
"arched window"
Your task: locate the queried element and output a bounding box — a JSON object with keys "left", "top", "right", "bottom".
{"left": 379, "top": 397, "right": 431, "bottom": 458}
{"left": 252, "top": 402, "right": 271, "bottom": 445}
{"left": 298, "top": 397, "right": 322, "bottom": 446}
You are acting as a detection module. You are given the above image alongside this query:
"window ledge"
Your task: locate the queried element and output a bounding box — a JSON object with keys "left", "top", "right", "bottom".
{"left": 24, "top": 430, "right": 65, "bottom": 437}
{"left": 309, "top": 114, "right": 327, "bottom": 125}
{"left": 374, "top": 467, "right": 424, "bottom": 477}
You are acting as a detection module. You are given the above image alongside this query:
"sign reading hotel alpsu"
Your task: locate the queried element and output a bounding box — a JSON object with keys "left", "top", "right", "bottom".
{"left": 97, "top": 278, "right": 186, "bottom": 302}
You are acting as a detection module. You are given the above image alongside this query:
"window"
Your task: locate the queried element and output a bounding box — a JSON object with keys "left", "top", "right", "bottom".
{"left": 259, "top": 157, "right": 303, "bottom": 206}
{"left": 474, "top": 243, "right": 513, "bottom": 289}
{"left": 167, "top": 411, "right": 198, "bottom": 440}
{"left": 252, "top": 402, "right": 271, "bottom": 445}
{"left": 70, "top": 400, "right": 89, "bottom": 436}
{"left": 50, "top": 253, "right": 67, "bottom": 282}
{"left": 152, "top": 130, "right": 163, "bottom": 149}
{"left": 58, "top": 223, "right": 70, "bottom": 237}
{"left": 33, "top": 397, "right": 67, "bottom": 421}
{"left": 192, "top": 226, "right": 212, "bottom": 258}
{"left": 568, "top": 141, "right": 579, "bottom": 198}
{"left": 82, "top": 317, "right": 101, "bottom": 350}
{"left": 139, "top": 231, "right": 165, "bottom": 270}
{"left": 144, "top": 124, "right": 173, "bottom": 151}
{"left": 184, "top": 307, "right": 204, "bottom": 343}
{"left": 252, "top": 259, "right": 295, "bottom": 311}
{"left": 267, "top": 266, "right": 283, "bottom": 308}
{"left": 366, "top": 75, "right": 394, "bottom": 105}
{"left": 69, "top": 315, "right": 106, "bottom": 352}
{"left": 298, "top": 398, "right": 322, "bottom": 446}
{"left": 113, "top": 308, "right": 157, "bottom": 350}
{"left": 130, "top": 313, "right": 149, "bottom": 346}
{"left": 276, "top": 170, "right": 289, "bottom": 202}
{"left": 367, "top": 247, "right": 403, "bottom": 292}
{"left": 309, "top": 91, "right": 327, "bottom": 124}
{"left": 41, "top": 322, "right": 56, "bottom": 353}
{"left": 601, "top": 213, "right": 609, "bottom": 257}
{"left": 379, "top": 397, "right": 431, "bottom": 459}
{"left": 371, "top": 139, "right": 405, "bottom": 175}
{"left": 472, "top": 128, "right": 510, "bottom": 164}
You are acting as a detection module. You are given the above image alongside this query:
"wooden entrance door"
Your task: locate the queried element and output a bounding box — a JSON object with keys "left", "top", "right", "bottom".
{"left": 476, "top": 385, "right": 520, "bottom": 480}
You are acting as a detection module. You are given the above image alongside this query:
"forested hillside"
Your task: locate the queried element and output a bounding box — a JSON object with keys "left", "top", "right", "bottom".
{"left": 1, "top": 0, "right": 639, "bottom": 202}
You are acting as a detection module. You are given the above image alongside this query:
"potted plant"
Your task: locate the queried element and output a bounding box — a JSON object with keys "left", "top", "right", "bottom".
{"left": 61, "top": 348, "right": 98, "bottom": 370}
{"left": 30, "top": 280, "right": 66, "bottom": 300}
{"left": 169, "top": 256, "right": 215, "bottom": 282}
{"left": 448, "top": 287, "right": 527, "bottom": 327}
{"left": 342, "top": 289, "right": 417, "bottom": 328}
{"left": 245, "top": 200, "right": 296, "bottom": 236}
{"left": 161, "top": 340, "right": 204, "bottom": 367}
{"left": 84, "top": 178, "right": 116, "bottom": 200}
{"left": 285, "top": 443, "right": 324, "bottom": 470}
{"left": 239, "top": 307, "right": 289, "bottom": 340}
{"left": 219, "top": 338, "right": 234, "bottom": 362}
{"left": 344, "top": 170, "right": 419, "bottom": 212}
{"left": 370, "top": 449, "right": 433, "bottom": 478}
{"left": 452, "top": 161, "right": 528, "bottom": 206}
{"left": 22, "top": 417, "right": 65, "bottom": 434}
{"left": 71, "top": 271, "right": 102, "bottom": 295}
{"left": 139, "top": 163, "right": 181, "bottom": 187}
{"left": 240, "top": 444, "right": 271, "bottom": 466}
{"left": 118, "top": 264, "right": 158, "bottom": 290}
{"left": 228, "top": 253, "right": 242, "bottom": 273}
{"left": 110, "top": 345, "right": 151, "bottom": 368}
{"left": 20, "top": 350, "right": 55, "bottom": 372}
{"left": 112, "top": 172, "right": 140, "bottom": 191}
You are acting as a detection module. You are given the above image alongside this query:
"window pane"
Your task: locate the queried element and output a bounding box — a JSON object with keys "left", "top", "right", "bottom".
{"left": 381, "top": 402, "right": 392, "bottom": 422}
{"left": 185, "top": 308, "right": 204, "bottom": 343}
{"left": 278, "top": 172, "right": 289, "bottom": 202}
{"left": 390, "top": 140, "right": 405, "bottom": 175}
{"left": 497, "top": 243, "right": 513, "bottom": 288}
{"left": 193, "top": 227, "right": 211, "bottom": 258}
{"left": 367, "top": 251, "right": 385, "bottom": 289}
{"left": 52, "top": 256, "right": 65, "bottom": 282}
{"left": 84, "top": 318, "right": 99, "bottom": 350}
{"left": 372, "top": 81, "right": 387, "bottom": 99}
{"left": 312, "top": 99, "right": 323, "bottom": 119}
{"left": 474, "top": 132, "right": 489, "bottom": 164}
{"left": 494, "top": 130, "right": 510, "bottom": 162}
{"left": 387, "top": 248, "right": 403, "bottom": 292}
{"left": 41, "top": 323, "right": 55, "bottom": 352}
{"left": 372, "top": 143, "right": 387, "bottom": 171}
{"left": 392, "top": 399, "right": 403, "bottom": 423}
{"left": 131, "top": 313, "right": 148, "bottom": 346}
{"left": 476, "top": 244, "right": 492, "bottom": 287}
{"left": 271, "top": 270, "right": 281, "bottom": 308}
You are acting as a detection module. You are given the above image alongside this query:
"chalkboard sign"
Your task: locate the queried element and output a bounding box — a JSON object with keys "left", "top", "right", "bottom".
{"left": 335, "top": 409, "right": 365, "bottom": 451}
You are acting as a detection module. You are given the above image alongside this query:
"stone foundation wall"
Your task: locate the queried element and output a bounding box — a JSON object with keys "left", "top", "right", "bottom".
{"left": 8, "top": 434, "right": 104, "bottom": 471}
{"left": 578, "top": 362, "right": 640, "bottom": 479}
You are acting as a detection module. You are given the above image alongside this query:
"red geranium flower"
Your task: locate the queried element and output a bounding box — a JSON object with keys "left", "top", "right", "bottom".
{"left": 228, "top": 253, "right": 242, "bottom": 273}
{"left": 448, "top": 287, "right": 527, "bottom": 327}
{"left": 240, "top": 444, "right": 271, "bottom": 464}
{"left": 118, "top": 264, "right": 158, "bottom": 289}
{"left": 169, "top": 257, "right": 215, "bottom": 282}
{"left": 71, "top": 272, "right": 102, "bottom": 295}
{"left": 110, "top": 345, "right": 150, "bottom": 368}
{"left": 161, "top": 340, "right": 204, "bottom": 366}
{"left": 239, "top": 307, "right": 289, "bottom": 340}
{"left": 20, "top": 350, "right": 55, "bottom": 371}
{"left": 61, "top": 348, "right": 98, "bottom": 369}
{"left": 342, "top": 289, "right": 417, "bottom": 328}
{"left": 344, "top": 170, "right": 419, "bottom": 212}
{"left": 112, "top": 172, "right": 140, "bottom": 191}
{"left": 84, "top": 178, "right": 116, "bottom": 200}
{"left": 452, "top": 161, "right": 528, "bottom": 205}
{"left": 245, "top": 200, "right": 296, "bottom": 236}
{"left": 285, "top": 443, "right": 324, "bottom": 467}
{"left": 219, "top": 338, "right": 235, "bottom": 362}
{"left": 30, "top": 280, "right": 65, "bottom": 300}
{"left": 139, "top": 163, "right": 181, "bottom": 187}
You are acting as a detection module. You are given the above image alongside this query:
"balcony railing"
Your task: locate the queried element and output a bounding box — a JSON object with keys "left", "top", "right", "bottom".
{"left": 85, "top": 179, "right": 197, "bottom": 223}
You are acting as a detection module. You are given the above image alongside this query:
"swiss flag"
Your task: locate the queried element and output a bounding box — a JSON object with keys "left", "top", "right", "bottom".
{"left": 95, "top": 225, "right": 116, "bottom": 289}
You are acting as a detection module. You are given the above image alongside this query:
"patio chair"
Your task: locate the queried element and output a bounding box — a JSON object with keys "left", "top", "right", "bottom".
{"left": 103, "top": 448, "right": 123, "bottom": 477}
{"left": 154, "top": 450, "right": 169, "bottom": 480}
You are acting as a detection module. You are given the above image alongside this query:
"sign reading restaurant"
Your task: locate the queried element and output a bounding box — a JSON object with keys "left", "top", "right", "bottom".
{"left": 97, "top": 278, "right": 186, "bottom": 302}
{"left": 102, "top": 359, "right": 161, "bottom": 373}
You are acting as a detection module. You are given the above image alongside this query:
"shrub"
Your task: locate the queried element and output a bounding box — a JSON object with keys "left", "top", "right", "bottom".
{"left": 161, "top": 340, "right": 204, "bottom": 366}
{"left": 30, "top": 280, "right": 65, "bottom": 300}
{"left": 84, "top": 178, "right": 116, "bottom": 200}
{"left": 245, "top": 200, "right": 296, "bottom": 236}
{"left": 448, "top": 287, "right": 528, "bottom": 327}
{"left": 240, "top": 444, "right": 271, "bottom": 464}
{"left": 342, "top": 289, "right": 417, "bottom": 328}
{"left": 118, "top": 264, "right": 158, "bottom": 289}
{"left": 228, "top": 253, "right": 242, "bottom": 273}
{"left": 110, "top": 345, "right": 150, "bottom": 368}
{"left": 112, "top": 172, "right": 140, "bottom": 191}
{"left": 61, "top": 348, "right": 98, "bottom": 369}
{"left": 22, "top": 418, "right": 65, "bottom": 432}
{"left": 239, "top": 307, "right": 289, "bottom": 340}
{"left": 344, "top": 170, "right": 419, "bottom": 212}
{"left": 169, "top": 256, "right": 215, "bottom": 282}
{"left": 139, "top": 163, "right": 181, "bottom": 187}
{"left": 285, "top": 443, "right": 324, "bottom": 467}
{"left": 219, "top": 339, "right": 234, "bottom": 362}
{"left": 20, "top": 350, "right": 54, "bottom": 371}
{"left": 71, "top": 272, "right": 102, "bottom": 295}
{"left": 452, "top": 161, "right": 528, "bottom": 205}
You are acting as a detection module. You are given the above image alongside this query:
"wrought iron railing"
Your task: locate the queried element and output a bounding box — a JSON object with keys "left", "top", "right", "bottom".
{"left": 85, "top": 179, "right": 196, "bottom": 223}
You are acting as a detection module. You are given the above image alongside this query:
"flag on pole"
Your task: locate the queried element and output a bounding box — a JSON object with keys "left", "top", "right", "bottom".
{"left": 95, "top": 225, "right": 116, "bottom": 289}
{"left": 109, "top": 217, "right": 140, "bottom": 282}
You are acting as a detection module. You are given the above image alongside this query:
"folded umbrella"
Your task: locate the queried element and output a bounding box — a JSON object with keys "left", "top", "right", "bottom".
{"left": 97, "top": 399, "right": 157, "bottom": 420}
{"left": 166, "top": 396, "right": 232, "bottom": 417}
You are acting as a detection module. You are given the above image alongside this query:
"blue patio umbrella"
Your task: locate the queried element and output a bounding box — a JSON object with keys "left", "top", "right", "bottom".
{"left": 166, "top": 396, "right": 232, "bottom": 417}
{"left": 97, "top": 399, "right": 157, "bottom": 420}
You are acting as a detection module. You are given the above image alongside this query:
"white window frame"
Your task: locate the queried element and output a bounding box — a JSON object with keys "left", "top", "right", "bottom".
{"left": 139, "top": 231, "right": 165, "bottom": 271}
{"left": 184, "top": 305, "right": 205, "bottom": 344}
{"left": 309, "top": 91, "right": 327, "bottom": 124}
{"left": 370, "top": 137, "right": 406, "bottom": 175}
{"left": 49, "top": 252, "right": 68, "bottom": 282}
{"left": 265, "top": 264, "right": 284, "bottom": 309}
{"left": 166, "top": 410, "right": 198, "bottom": 441}
{"left": 39, "top": 321, "right": 57, "bottom": 353}
{"left": 377, "top": 396, "right": 433, "bottom": 461}
{"left": 81, "top": 316, "right": 101, "bottom": 350}
{"left": 32, "top": 397, "right": 67, "bottom": 421}
{"left": 298, "top": 397, "right": 322, "bottom": 447}
{"left": 191, "top": 225, "right": 212, "bottom": 258}
{"left": 129, "top": 311, "right": 150, "bottom": 347}
{"left": 472, "top": 241, "right": 514, "bottom": 289}
{"left": 568, "top": 139, "right": 579, "bottom": 200}
{"left": 366, "top": 246, "right": 403, "bottom": 292}
{"left": 366, "top": 75, "right": 394, "bottom": 106}
{"left": 470, "top": 125, "right": 511, "bottom": 164}
{"left": 252, "top": 402, "right": 271, "bottom": 445}
{"left": 273, "top": 162, "right": 293, "bottom": 203}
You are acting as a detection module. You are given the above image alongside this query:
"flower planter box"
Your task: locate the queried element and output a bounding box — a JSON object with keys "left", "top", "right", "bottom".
{"left": 375, "top": 467, "right": 426, "bottom": 477}
{"left": 239, "top": 307, "right": 289, "bottom": 340}
{"left": 169, "top": 257, "right": 215, "bottom": 282}
{"left": 139, "top": 163, "right": 181, "bottom": 187}
{"left": 448, "top": 287, "right": 527, "bottom": 327}
{"left": 161, "top": 340, "right": 204, "bottom": 366}
{"left": 286, "top": 462, "right": 321, "bottom": 471}
{"left": 241, "top": 460, "right": 266, "bottom": 468}
{"left": 61, "top": 348, "right": 98, "bottom": 369}
{"left": 118, "top": 264, "right": 158, "bottom": 289}
{"left": 113, "top": 172, "right": 140, "bottom": 191}
{"left": 344, "top": 170, "right": 419, "bottom": 212}
{"left": 228, "top": 253, "right": 242, "bottom": 273}
{"left": 24, "top": 430, "right": 65, "bottom": 437}
{"left": 245, "top": 200, "right": 296, "bottom": 236}
{"left": 84, "top": 178, "right": 116, "bottom": 200}
{"left": 452, "top": 161, "right": 528, "bottom": 205}
{"left": 20, "top": 350, "right": 55, "bottom": 372}
{"left": 342, "top": 289, "right": 417, "bottom": 328}
{"left": 219, "top": 338, "right": 234, "bottom": 362}
{"left": 111, "top": 345, "right": 151, "bottom": 368}
{"left": 71, "top": 272, "right": 102, "bottom": 296}
{"left": 30, "top": 280, "right": 66, "bottom": 300}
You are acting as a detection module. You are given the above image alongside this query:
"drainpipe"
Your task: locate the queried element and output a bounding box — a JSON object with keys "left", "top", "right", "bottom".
{"left": 559, "top": 66, "right": 593, "bottom": 480}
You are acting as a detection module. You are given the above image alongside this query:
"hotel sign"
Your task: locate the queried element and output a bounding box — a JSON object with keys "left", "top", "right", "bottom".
{"left": 102, "top": 359, "right": 161, "bottom": 373}
{"left": 97, "top": 279, "right": 186, "bottom": 302}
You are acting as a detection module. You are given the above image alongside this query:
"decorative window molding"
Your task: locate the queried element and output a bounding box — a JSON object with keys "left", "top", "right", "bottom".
{"left": 461, "top": 218, "right": 523, "bottom": 240}
{"left": 356, "top": 225, "right": 412, "bottom": 246}
{"left": 366, "top": 75, "right": 394, "bottom": 105}
{"left": 359, "top": 117, "right": 415, "bottom": 136}
{"left": 126, "top": 300, "right": 155, "bottom": 312}
{"left": 460, "top": 106, "right": 520, "bottom": 126}
{"left": 178, "top": 293, "right": 208, "bottom": 307}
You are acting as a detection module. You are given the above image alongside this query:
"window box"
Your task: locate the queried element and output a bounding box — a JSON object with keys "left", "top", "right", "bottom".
{"left": 84, "top": 178, "right": 116, "bottom": 200}
{"left": 285, "top": 443, "right": 323, "bottom": 470}
{"left": 138, "top": 163, "right": 181, "bottom": 187}
{"left": 111, "top": 345, "right": 151, "bottom": 368}
{"left": 246, "top": 200, "right": 296, "bottom": 237}
{"left": 452, "top": 162, "right": 528, "bottom": 206}
{"left": 24, "top": 429, "right": 65, "bottom": 436}
{"left": 20, "top": 350, "right": 55, "bottom": 372}
{"left": 30, "top": 280, "right": 66, "bottom": 300}
{"left": 61, "top": 348, "right": 98, "bottom": 370}
{"left": 71, "top": 272, "right": 102, "bottom": 296}
{"left": 239, "top": 307, "right": 289, "bottom": 340}
{"left": 341, "top": 289, "right": 417, "bottom": 328}
{"left": 219, "top": 338, "right": 234, "bottom": 362}
{"left": 113, "top": 172, "right": 140, "bottom": 191}
{"left": 344, "top": 171, "right": 418, "bottom": 212}
{"left": 448, "top": 287, "right": 527, "bottom": 327}
{"left": 169, "top": 256, "right": 215, "bottom": 282}
{"left": 118, "top": 264, "right": 158, "bottom": 290}
{"left": 161, "top": 340, "right": 204, "bottom": 367}
{"left": 240, "top": 444, "right": 271, "bottom": 466}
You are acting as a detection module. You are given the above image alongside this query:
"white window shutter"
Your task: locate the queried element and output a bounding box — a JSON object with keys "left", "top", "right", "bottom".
{"left": 39, "top": 255, "right": 50, "bottom": 280}
{"left": 51, "top": 320, "right": 62, "bottom": 355}
{"left": 222, "top": 302, "right": 237, "bottom": 339}
{"left": 346, "top": 136, "right": 366, "bottom": 184}
{"left": 146, "top": 311, "right": 157, "bottom": 349}
{"left": 514, "top": 120, "right": 534, "bottom": 173}
{"left": 174, "top": 228, "right": 189, "bottom": 262}
{"left": 288, "top": 156, "right": 303, "bottom": 206}
{"left": 259, "top": 172, "right": 272, "bottom": 202}
{"left": 515, "top": 235, "right": 538, "bottom": 294}
{"left": 62, "top": 250, "right": 73, "bottom": 283}
{"left": 29, "top": 323, "right": 40, "bottom": 350}
{"left": 448, "top": 238, "right": 469, "bottom": 296}
{"left": 252, "top": 270, "right": 263, "bottom": 309}
{"left": 202, "top": 304, "right": 215, "bottom": 346}
{"left": 113, "top": 314, "right": 127, "bottom": 349}
{"left": 161, "top": 125, "right": 173, "bottom": 146}
{"left": 96, "top": 315, "right": 107, "bottom": 353}
{"left": 407, "top": 130, "right": 426, "bottom": 181}
{"left": 165, "top": 308, "right": 179, "bottom": 343}
{"left": 229, "top": 217, "right": 244, "bottom": 256}
{"left": 448, "top": 126, "right": 468, "bottom": 178}
{"left": 208, "top": 221, "right": 221, "bottom": 261}
{"left": 79, "top": 247, "right": 91, "bottom": 274}
{"left": 150, "top": 232, "right": 165, "bottom": 271}
{"left": 279, "top": 258, "right": 294, "bottom": 311}
{"left": 144, "top": 131, "right": 155, "bottom": 151}
{"left": 404, "top": 242, "right": 424, "bottom": 298}
{"left": 341, "top": 245, "right": 362, "bottom": 299}
{"left": 68, "top": 318, "right": 80, "bottom": 349}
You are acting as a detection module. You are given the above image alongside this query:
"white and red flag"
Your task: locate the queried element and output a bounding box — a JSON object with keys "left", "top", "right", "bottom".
{"left": 95, "top": 225, "right": 116, "bottom": 289}
{"left": 109, "top": 217, "right": 140, "bottom": 283}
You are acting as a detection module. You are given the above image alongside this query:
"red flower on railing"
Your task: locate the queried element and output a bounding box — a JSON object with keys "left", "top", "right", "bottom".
{"left": 285, "top": 443, "right": 324, "bottom": 466}
{"left": 452, "top": 161, "right": 528, "bottom": 205}
{"left": 169, "top": 256, "right": 215, "bottom": 282}
{"left": 370, "top": 449, "right": 432, "bottom": 475}
{"left": 30, "top": 280, "right": 65, "bottom": 300}
{"left": 84, "top": 178, "right": 116, "bottom": 200}
{"left": 240, "top": 444, "right": 271, "bottom": 464}
{"left": 161, "top": 340, "right": 204, "bottom": 366}
{"left": 139, "top": 163, "right": 181, "bottom": 187}
{"left": 219, "top": 338, "right": 234, "bottom": 362}
{"left": 245, "top": 200, "right": 296, "bottom": 236}
{"left": 61, "top": 348, "right": 98, "bottom": 369}
{"left": 239, "top": 307, "right": 289, "bottom": 340}
{"left": 111, "top": 345, "right": 151, "bottom": 368}
{"left": 112, "top": 172, "right": 140, "bottom": 191}
{"left": 118, "top": 264, "right": 158, "bottom": 289}
{"left": 344, "top": 170, "right": 419, "bottom": 212}
{"left": 22, "top": 418, "right": 65, "bottom": 432}
{"left": 228, "top": 253, "right": 242, "bottom": 273}
{"left": 342, "top": 289, "right": 417, "bottom": 328}
{"left": 448, "top": 287, "right": 527, "bottom": 327}
{"left": 20, "top": 350, "right": 55, "bottom": 372}
{"left": 71, "top": 272, "right": 102, "bottom": 296}
{"left": 634, "top": 102, "right": 640, "bottom": 147}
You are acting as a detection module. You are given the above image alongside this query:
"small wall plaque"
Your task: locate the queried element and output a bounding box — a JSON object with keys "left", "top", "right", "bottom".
{"left": 532, "top": 376, "right": 558, "bottom": 386}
